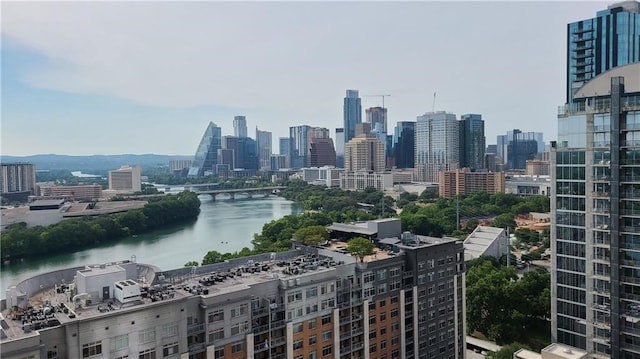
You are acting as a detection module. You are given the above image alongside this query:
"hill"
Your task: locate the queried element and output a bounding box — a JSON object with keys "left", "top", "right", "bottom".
{"left": 0, "top": 154, "right": 192, "bottom": 172}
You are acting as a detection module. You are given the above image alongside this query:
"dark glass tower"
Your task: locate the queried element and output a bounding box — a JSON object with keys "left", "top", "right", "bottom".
{"left": 343, "top": 90, "right": 362, "bottom": 145}
{"left": 459, "top": 114, "right": 486, "bottom": 170}
{"left": 393, "top": 121, "right": 416, "bottom": 169}
{"left": 188, "top": 122, "right": 222, "bottom": 177}
{"left": 567, "top": 1, "right": 640, "bottom": 102}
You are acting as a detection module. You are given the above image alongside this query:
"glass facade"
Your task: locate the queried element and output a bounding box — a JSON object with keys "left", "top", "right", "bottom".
{"left": 392, "top": 121, "right": 415, "bottom": 169}
{"left": 459, "top": 114, "right": 486, "bottom": 170}
{"left": 188, "top": 122, "right": 222, "bottom": 177}
{"left": 552, "top": 71, "right": 640, "bottom": 357}
{"left": 343, "top": 90, "right": 362, "bottom": 145}
{"left": 567, "top": 2, "right": 640, "bottom": 102}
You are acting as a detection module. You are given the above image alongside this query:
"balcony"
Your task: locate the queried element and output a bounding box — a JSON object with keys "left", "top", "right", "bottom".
{"left": 591, "top": 141, "right": 611, "bottom": 148}
{"left": 188, "top": 343, "right": 206, "bottom": 354}
{"left": 187, "top": 323, "right": 205, "bottom": 334}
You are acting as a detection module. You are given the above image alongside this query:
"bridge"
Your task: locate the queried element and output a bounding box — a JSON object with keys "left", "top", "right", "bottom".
{"left": 193, "top": 186, "right": 287, "bottom": 201}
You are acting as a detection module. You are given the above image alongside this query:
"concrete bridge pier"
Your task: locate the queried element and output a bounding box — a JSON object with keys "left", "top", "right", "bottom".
{"left": 210, "top": 194, "right": 217, "bottom": 201}
{"left": 229, "top": 193, "right": 235, "bottom": 200}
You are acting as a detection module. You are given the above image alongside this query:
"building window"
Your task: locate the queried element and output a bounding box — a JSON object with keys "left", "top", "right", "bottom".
{"left": 309, "top": 335, "right": 317, "bottom": 345}
{"left": 231, "top": 322, "right": 249, "bottom": 335}
{"left": 377, "top": 269, "right": 387, "bottom": 280}
{"left": 364, "top": 272, "right": 375, "bottom": 283}
{"left": 231, "top": 342, "right": 244, "bottom": 353}
{"left": 322, "top": 330, "right": 332, "bottom": 341}
{"left": 139, "top": 328, "right": 156, "bottom": 344}
{"left": 307, "top": 286, "right": 318, "bottom": 298}
{"left": 369, "top": 316, "right": 377, "bottom": 325}
{"left": 208, "top": 309, "right": 224, "bottom": 323}
{"left": 293, "top": 339, "right": 304, "bottom": 350}
{"left": 321, "top": 314, "right": 331, "bottom": 325}
{"left": 392, "top": 336, "right": 399, "bottom": 345}
{"left": 380, "top": 313, "right": 387, "bottom": 321}
{"left": 209, "top": 328, "right": 224, "bottom": 341}
{"left": 378, "top": 284, "right": 387, "bottom": 294}
{"left": 369, "top": 330, "right": 377, "bottom": 339}
{"left": 308, "top": 319, "right": 317, "bottom": 330}
{"left": 230, "top": 303, "right": 248, "bottom": 318}
{"left": 380, "top": 340, "right": 387, "bottom": 349}
{"left": 139, "top": 348, "right": 155, "bottom": 359}
{"left": 309, "top": 351, "right": 317, "bottom": 359}
{"left": 163, "top": 323, "right": 178, "bottom": 338}
{"left": 288, "top": 290, "right": 303, "bottom": 303}
{"left": 82, "top": 341, "right": 102, "bottom": 358}
{"left": 293, "top": 323, "right": 304, "bottom": 334}
{"left": 162, "top": 343, "right": 179, "bottom": 357}
{"left": 214, "top": 348, "right": 224, "bottom": 359}
{"left": 389, "top": 267, "right": 400, "bottom": 277}
{"left": 380, "top": 327, "right": 387, "bottom": 335}
{"left": 110, "top": 334, "right": 129, "bottom": 352}
{"left": 391, "top": 308, "right": 399, "bottom": 317}
{"left": 322, "top": 346, "right": 332, "bottom": 356}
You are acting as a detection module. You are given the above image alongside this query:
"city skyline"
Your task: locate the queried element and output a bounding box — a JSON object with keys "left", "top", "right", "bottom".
{"left": 2, "top": 2, "right": 608, "bottom": 156}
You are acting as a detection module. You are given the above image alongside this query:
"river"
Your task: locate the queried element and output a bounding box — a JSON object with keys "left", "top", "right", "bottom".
{"left": 0, "top": 195, "right": 300, "bottom": 298}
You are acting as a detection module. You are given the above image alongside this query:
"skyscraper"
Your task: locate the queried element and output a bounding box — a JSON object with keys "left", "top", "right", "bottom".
{"left": 255, "top": 127, "right": 272, "bottom": 171}
{"left": 0, "top": 163, "right": 36, "bottom": 196}
{"left": 393, "top": 121, "right": 416, "bottom": 169}
{"left": 335, "top": 128, "right": 345, "bottom": 168}
{"left": 566, "top": 1, "right": 640, "bottom": 102}
{"left": 188, "top": 122, "right": 222, "bottom": 177}
{"left": 366, "top": 106, "right": 388, "bottom": 134}
{"left": 496, "top": 130, "right": 544, "bottom": 170}
{"left": 343, "top": 90, "right": 362, "bottom": 144}
{"left": 233, "top": 115, "right": 248, "bottom": 138}
{"left": 309, "top": 138, "right": 337, "bottom": 167}
{"left": 415, "top": 112, "right": 460, "bottom": 182}
{"left": 459, "top": 114, "right": 486, "bottom": 170}
{"left": 552, "top": 62, "right": 640, "bottom": 359}
{"left": 222, "top": 136, "right": 258, "bottom": 170}
{"left": 289, "top": 125, "right": 331, "bottom": 169}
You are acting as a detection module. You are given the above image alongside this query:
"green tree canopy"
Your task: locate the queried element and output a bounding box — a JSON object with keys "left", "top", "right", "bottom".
{"left": 486, "top": 343, "right": 531, "bottom": 359}
{"left": 292, "top": 225, "right": 330, "bottom": 246}
{"left": 346, "top": 237, "right": 375, "bottom": 262}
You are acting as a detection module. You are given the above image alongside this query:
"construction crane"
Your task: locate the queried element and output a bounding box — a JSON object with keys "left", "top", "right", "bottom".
{"left": 363, "top": 94, "right": 391, "bottom": 109}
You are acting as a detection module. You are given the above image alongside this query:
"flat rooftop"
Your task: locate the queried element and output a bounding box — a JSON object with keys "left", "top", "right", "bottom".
{"left": 542, "top": 343, "right": 588, "bottom": 359}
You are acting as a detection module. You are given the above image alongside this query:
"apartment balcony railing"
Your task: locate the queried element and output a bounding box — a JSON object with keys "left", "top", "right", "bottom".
{"left": 187, "top": 323, "right": 205, "bottom": 334}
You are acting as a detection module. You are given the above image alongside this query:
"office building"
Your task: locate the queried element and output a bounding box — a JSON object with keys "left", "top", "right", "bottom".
{"left": 38, "top": 184, "right": 102, "bottom": 201}
{"left": 2, "top": 220, "right": 466, "bottom": 359}
{"left": 0, "top": 163, "right": 36, "bottom": 198}
{"left": 335, "top": 128, "right": 345, "bottom": 168}
{"left": 169, "top": 160, "right": 192, "bottom": 172}
{"left": 222, "top": 136, "right": 259, "bottom": 171}
{"left": 233, "top": 115, "right": 248, "bottom": 138}
{"left": 415, "top": 112, "right": 460, "bottom": 183}
{"left": 344, "top": 135, "right": 386, "bottom": 173}
{"left": 355, "top": 123, "right": 372, "bottom": 138}
{"left": 438, "top": 168, "right": 505, "bottom": 199}
{"left": 504, "top": 175, "right": 551, "bottom": 197}
{"left": 459, "top": 114, "right": 486, "bottom": 170}
{"left": 366, "top": 106, "right": 388, "bottom": 134}
{"left": 309, "top": 138, "right": 337, "bottom": 168}
{"left": 526, "top": 160, "right": 551, "bottom": 176}
{"left": 339, "top": 171, "right": 393, "bottom": 191}
{"left": 279, "top": 137, "right": 290, "bottom": 156}
{"left": 188, "top": 122, "right": 222, "bottom": 177}
{"left": 256, "top": 128, "right": 273, "bottom": 171}
{"left": 301, "top": 166, "right": 344, "bottom": 187}
{"left": 269, "top": 154, "right": 287, "bottom": 171}
{"left": 289, "top": 126, "right": 331, "bottom": 169}
{"left": 344, "top": 90, "right": 362, "bottom": 144}
{"left": 497, "top": 130, "right": 544, "bottom": 170}
{"left": 393, "top": 121, "right": 416, "bottom": 169}
{"left": 108, "top": 165, "right": 142, "bottom": 192}
{"left": 566, "top": 1, "right": 640, "bottom": 102}
{"left": 551, "top": 62, "right": 640, "bottom": 358}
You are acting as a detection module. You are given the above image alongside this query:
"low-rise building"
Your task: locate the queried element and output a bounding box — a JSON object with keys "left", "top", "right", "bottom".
{"left": 504, "top": 175, "right": 551, "bottom": 196}
{"left": 439, "top": 168, "right": 505, "bottom": 198}
{"left": 463, "top": 226, "right": 508, "bottom": 261}
{"left": 339, "top": 171, "right": 393, "bottom": 191}
{"left": 38, "top": 184, "right": 102, "bottom": 201}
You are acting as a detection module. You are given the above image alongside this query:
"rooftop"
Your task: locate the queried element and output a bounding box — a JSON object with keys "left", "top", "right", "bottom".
{"left": 541, "top": 343, "right": 588, "bottom": 359}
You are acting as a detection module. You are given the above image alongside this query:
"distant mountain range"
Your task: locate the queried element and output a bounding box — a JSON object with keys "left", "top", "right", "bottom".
{"left": 0, "top": 154, "right": 192, "bottom": 172}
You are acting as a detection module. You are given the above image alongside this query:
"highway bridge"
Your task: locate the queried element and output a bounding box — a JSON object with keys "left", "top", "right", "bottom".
{"left": 193, "top": 186, "right": 287, "bottom": 201}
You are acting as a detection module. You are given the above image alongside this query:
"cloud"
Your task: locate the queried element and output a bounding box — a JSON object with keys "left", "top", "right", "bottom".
{"left": 1, "top": 1, "right": 610, "bottom": 155}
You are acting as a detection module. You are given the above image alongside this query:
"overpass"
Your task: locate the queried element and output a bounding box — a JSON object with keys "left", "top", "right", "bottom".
{"left": 193, "top": 186, "right": 287, "bottom": 201}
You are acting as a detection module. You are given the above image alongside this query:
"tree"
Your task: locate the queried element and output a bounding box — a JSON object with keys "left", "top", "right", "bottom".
{"left": 346, "top": 237, "right": 375, "bottom": 262}
{"left": 486, "top": 343, "right": 531, "bottom": 359}
{"left": 491, "top": 213, "right": 516, "bottom": 232}
{"left": 184, "top": 261, "right": 199, "bottom": 267}
{"left": 201, "top": 250, "right": 224, "bottom": 265}
{"left": 292, "top": 225, "right": 330, "bottom": 246}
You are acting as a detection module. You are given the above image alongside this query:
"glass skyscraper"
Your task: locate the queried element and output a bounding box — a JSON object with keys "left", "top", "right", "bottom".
{"left": 415, "top": 112, "right": 459, "bottom": 182}
{"left": 343, "top": 90, "right": 362, "bottom": 145}
{"left": 256, "top": 128, "right": 272, "bottom": 171}
{"left": 567, "top": 1, "right": 640, "bottom": 102}
{"left": 233, "top": 115, "right": 248, "bottom": 138}
{"left": 552, "top": 62, "right": 640, "bottom": 357}
{"left": 459, "top": 114, "right": 486, "bottom": 170}
{"left": 188, "top": 122, "right": 222, "bottom": 177}
{"left": 392, "top": 121, "right": 416, "bottom": 169}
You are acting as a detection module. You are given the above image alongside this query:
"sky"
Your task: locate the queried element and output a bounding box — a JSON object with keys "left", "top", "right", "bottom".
{"left": 1, "top": 1, "right": 609, "bottom": 156}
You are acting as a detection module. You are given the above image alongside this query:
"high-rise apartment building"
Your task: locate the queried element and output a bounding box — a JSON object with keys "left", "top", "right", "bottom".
{"left": 335, "top": 128, "right": 345, "bottom": 168}
{"left": 344, "top": 90, "right": 362, "bottom": 145}
{"left": 233, "top": 115, "right": 248, "bottom": 138}
{"left": 567, "top": 1, "right": 640, "bottom": 102}
{"left": 188, "top": 122, "right": 222, "bottom": 177}
{"left": 169, "top": 160, "right": 192, "bottom": 172}
{"left": 439, "top": 168, "right": 505, "bottom": 199}
{"left": 0, "top": 163, "right": 36, "bottom": 196}
{"left": 415, "top": 112, "right": 460, "bottom": 182}
{"left": 551, "top": 61, "right": 640, "bottom": 357}
{"left": 2, "top": 220, "right": 466, "bottom": 359}
{"left": 393, "top": 122, "right": 416, "bottom": 169}
{"left": 289, "top": 126, "right": 331, "bottom": 169}
{"left": 108, "top": 165, "right": 142, "bottom": 192}
{"left": 256, "top": 128, "right": 272, "bottom": 171}
{"left": 459, "top": 114, "right": 486, "bottom": 170}
{"left": 366, "top": 106, "right": 388, "bottom": 134}
{"left": 344, "top": 135, "right": 386, "bottom": 173}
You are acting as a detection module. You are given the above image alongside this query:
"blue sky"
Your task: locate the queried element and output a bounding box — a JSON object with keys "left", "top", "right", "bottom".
{"left": 1, "top": 1, "right": 608, "bottom": 156}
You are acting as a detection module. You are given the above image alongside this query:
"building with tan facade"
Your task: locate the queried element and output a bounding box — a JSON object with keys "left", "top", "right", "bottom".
{"left": 108, "top": 165, "right": 142, "bottom": 192}
{"left": 438, "top": 168, "right": 505, "bottom": 198}
{"left": 38, "top": 184, "right": 103, "bottom": 201}
{"left": 344, "top": 135, "right": 386, "bottom": 173}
